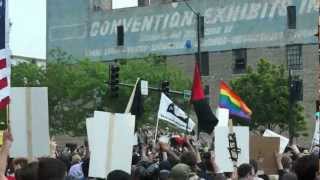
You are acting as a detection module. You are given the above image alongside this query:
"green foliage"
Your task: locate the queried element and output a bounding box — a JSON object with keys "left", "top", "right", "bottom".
{"left": 230, "top": 59, "right": 307, "bottom": 137}
{"left": 11, "top": 52, "right": 191, "bottom": 136}
{"left": 106, "top": 55, "right": 192, "bottom": 128}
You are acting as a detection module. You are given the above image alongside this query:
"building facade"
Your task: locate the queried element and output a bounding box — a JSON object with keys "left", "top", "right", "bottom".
{"left": 47, "top": 0, "right": 319, "bottom": 143}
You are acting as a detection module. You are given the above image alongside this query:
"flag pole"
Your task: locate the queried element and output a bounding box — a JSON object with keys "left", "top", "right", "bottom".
{"left": 125, "top": 78, "right": 140, "bottom": 113}
{"left": 154, "top": 117, "right": 160, "bottom": 142}
{"left": 6, "top": 104, "right": 9, "bottom": 130}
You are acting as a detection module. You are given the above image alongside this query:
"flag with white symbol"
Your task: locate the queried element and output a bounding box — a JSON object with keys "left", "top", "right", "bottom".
{"left": 157, "top": 93, "right": 195, "bottom": 132}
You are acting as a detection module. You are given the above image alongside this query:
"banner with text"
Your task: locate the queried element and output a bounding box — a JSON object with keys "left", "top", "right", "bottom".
{"left": 48, "top": 0, "right": 318, "bottom": 61}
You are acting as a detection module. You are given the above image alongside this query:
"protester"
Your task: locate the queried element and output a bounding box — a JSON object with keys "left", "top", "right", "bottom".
{"left": 294, "top": 154, "right": 319, "bottom": 180}
{"left": 0, "top": 125, "right": 318, "bottom": 180}
{"left": 107, "top": 170, "right": 132, "bottom": 180}
{"left": 237, "top": 163, "right": 254, "bottom": 180}
{"left": 249, "top": 160, "right": 263, "bottom": 180}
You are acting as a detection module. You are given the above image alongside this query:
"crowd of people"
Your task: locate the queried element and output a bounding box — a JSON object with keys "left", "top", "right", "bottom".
{"left": 0, "top": 126, "right": 318, "bottom": 180}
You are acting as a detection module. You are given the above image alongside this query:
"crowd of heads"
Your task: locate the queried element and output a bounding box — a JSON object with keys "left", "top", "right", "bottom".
{"left": 0, "top": 126, "right": 319, "bottom": 180}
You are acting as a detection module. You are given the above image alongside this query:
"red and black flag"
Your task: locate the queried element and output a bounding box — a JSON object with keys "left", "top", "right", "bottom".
{"left": 191, "top": 63, "right": 218, "bottom": 134}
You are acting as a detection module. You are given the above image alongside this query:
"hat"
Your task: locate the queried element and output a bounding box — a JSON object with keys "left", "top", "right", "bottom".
{"left": 169, "top": 163, "right": 192, "bottom": 180}
{"left": 71, "top": 154, "right": 81, "bottom": 164}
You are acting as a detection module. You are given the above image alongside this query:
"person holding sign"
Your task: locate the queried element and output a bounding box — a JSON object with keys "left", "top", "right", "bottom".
{"left": 0, "top": 130, "right": 12, "bottom": 180}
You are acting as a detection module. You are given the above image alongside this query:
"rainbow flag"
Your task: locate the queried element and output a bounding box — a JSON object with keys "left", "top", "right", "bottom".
{"left": 219, "top": 81, "right": 252, "bottom": 120}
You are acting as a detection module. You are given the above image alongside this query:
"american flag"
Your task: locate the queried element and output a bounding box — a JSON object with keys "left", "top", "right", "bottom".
{"left": 0, "top": 0, "right": 10, "bottom": 110}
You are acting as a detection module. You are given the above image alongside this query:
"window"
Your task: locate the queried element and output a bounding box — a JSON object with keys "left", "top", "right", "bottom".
{"left": 138, "top": 0, "right": 149, "bottom": 7}
{"left": 287, "top": 45, "right": 302, "bottom": 70}
{"left": 196, "top": 52, "right": 209, "bottom": 76}
{"left": 233, "top": 49, "right": 247, "bottom": 73}
{"left": 91, "top": 0, "right": 112, "bottom": 11}
{"left": 117, "top": 25, "right": 124, "bottom": 46}
{"left": 287, "top": 6, "right": 296, "bottom": 29}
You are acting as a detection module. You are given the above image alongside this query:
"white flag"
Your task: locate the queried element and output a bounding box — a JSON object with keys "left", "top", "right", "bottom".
{"left": 157, "top": 93, "right": 195, "bottom": 132}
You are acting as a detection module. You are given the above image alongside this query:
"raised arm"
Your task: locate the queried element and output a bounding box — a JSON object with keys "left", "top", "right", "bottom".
{"left": 0, "top": 130, "right": 13, "bottom": 180}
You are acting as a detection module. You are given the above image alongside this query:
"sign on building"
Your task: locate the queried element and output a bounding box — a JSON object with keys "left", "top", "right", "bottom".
{"left": 48, "top": 0, "right": 318, "bottom": 61}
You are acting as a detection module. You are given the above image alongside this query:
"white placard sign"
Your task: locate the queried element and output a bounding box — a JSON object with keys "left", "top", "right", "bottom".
{"left": 141, "top": 80, "right": 148, "bottom": 96}
{"left": 87, "top": 111, "right": 135, "bottom": 178}
{"left": 216, "top": 108, "right": 229, "bottom": 127}
{"left": 263, "top": 129, "right": 289, "bottom": 153}
{"left": 10, "top": 87, "right": 50, "bottom": 158}
{"left": 215, "top": 126, "right": 249, "bottom": 172}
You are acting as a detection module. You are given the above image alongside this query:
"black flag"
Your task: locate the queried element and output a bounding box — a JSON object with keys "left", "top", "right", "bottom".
{"left": 191, "top": 63, "right": 218, "bottom": 134}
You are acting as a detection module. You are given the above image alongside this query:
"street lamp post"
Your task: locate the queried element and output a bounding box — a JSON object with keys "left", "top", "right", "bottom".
{"left": 288, "top": 69, "right": 294, "bottom": 144}
{"left": 183, "top": 1, "right": 202, "bottom": 66}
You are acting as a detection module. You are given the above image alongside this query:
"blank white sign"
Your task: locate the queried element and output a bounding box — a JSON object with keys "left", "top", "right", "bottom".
{"left": 10, "top": 87, "right": 50, "bottom": 158}
{"left": 87, "top": 111, "right": 135, "bottom": 178}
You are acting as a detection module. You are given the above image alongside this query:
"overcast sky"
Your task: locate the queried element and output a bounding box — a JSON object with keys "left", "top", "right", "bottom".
{"left": 9, "top": 0, "right": 137, "bottom": 59}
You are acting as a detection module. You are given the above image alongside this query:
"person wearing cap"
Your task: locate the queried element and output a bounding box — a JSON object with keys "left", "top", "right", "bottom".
{"left": 169, "top": 163, "right": 198, "bottom": 180}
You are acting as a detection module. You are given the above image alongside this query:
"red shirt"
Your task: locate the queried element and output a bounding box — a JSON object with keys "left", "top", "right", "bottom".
{"left": 6, "top": 176, "right": 15, "bottom": 180}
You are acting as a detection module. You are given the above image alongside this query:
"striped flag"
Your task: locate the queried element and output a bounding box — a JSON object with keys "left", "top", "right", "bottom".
{"left": 0, "top": 49, "right": 10, "bottom": 109}
{"left": 0, "top": 0, "right": 10, "bottom": 110}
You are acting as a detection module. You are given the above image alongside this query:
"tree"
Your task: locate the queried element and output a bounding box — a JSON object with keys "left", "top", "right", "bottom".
{"left": 11, "top": 52, "right": 191, "bottom": 136}
{"left": 108, "top": 55, "right": 192, "bottom": 128}
{"left": 230, "top": 59, "right": 307, "bottom": 138}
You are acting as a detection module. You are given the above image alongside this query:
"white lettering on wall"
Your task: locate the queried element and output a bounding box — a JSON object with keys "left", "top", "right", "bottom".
{"left": 87, "top": 0, "right": 317, "bottom": 38}
{"left": 90, "top": 22, "right": 100, "bottom": 37}
{"left": 260, "top": 3, "right": 269, "bottom": 19}
{"left": 169, "top": 12, "right": 181, "bottom": 28}
{"left": 110, "top": 19, "right": 122, "bottom": 34}
{"left": 247, "top": 3, "right": 261, "bottom": 20}
{"left": 214, "top": 7, "right": 227, "bottom": 24}
{"left": 162, "top": 14, "right": 170, "bottom": 30}
{"left": 123, "top": 18, "right": 134, "bottom": 32}
{"left": 180, "top": 11, "right": 194, "bottom": 27}
{"left": 141, "top": 16, "right": 154, "bottom": 32}
{"left": 131, "top": 17, "right": 142, "bottom": 32}
{"left": 240, "top": 3, "right": 248, "bottom": 20}
{"left": 231, "top": 5, "right": 242, "bottom": 22}
{"left": 154, "top": 14, "right": 164, "bottom": 31}
{"left": 100, "top": 20, "right": 110, "bottom": 36}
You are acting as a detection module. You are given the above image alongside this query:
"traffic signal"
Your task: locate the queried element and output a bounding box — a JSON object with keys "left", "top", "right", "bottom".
{"left": 109, "top": 64, "right": 120, "bottom": 97}
{"left": 161, "top": 80, "right": 170, "bottom": 95}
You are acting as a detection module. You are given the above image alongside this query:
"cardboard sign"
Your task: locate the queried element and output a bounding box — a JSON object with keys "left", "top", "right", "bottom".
{"left": 263, "top": 129, "right": 289, "bottom": 153}
{"left": 250, "top": 135, "right": 280, "bottom": 175}
{"left": 86, "top": 111, "right": 135, "bottom": 178}
{"left": 9, "top": 87, "right": 50, "bottom": 158}
{"left": 215, "top": 126, "right": 249, "bottom": 172}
